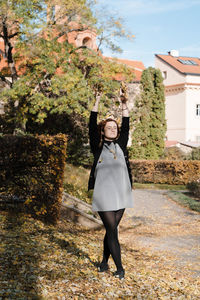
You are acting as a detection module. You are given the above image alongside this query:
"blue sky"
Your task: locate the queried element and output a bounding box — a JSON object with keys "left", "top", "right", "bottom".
{"left": 96, "top": 0, "right": 200, "bottom": 67}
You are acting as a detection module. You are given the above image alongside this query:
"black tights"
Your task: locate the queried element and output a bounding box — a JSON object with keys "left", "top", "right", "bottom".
{"left": 98, "top": 209, "right": 125, "bottom": 271}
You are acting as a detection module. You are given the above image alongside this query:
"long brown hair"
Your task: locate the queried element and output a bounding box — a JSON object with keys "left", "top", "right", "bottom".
{"left": 98, "top": 118, "right": 120, "bottom": 147}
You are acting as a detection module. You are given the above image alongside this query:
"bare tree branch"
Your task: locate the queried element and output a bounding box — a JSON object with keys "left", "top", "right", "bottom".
{"left": 34, "top": 73, "right": 52, "bottom": 93}
{"left": 0, "top": 73, "right": 12, "bottom": 87}
{"left": 8, "top": 32, "right": 21, "bottom": 39}
{"left": 97, "top": 33, "right": 104, "bottom": 52}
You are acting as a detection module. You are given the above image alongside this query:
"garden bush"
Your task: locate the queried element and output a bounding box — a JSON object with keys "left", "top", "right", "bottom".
{"left": 0, "top": 134, "right": 67, "bottom": 223}
{"left": 187, "top": 179, "right": 200, "bottom": 198}
{"left": 187, "top": 147, "right": 200, "bottom": 160}
{"left": 130, "top": 160, "right": 200, "bottom": 185}
{"left": 162, "top": 146, "right": 187, "bottom": 160}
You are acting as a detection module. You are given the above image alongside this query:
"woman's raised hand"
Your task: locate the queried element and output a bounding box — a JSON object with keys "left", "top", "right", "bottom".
{"left": 120, "top": 83, "right": 129, "bottom": 116}
{"left": 120, "top": 94, "right": 128, "bottom": 104}
{"left": 92, "top": 91, "right": 102, "bottom": 112}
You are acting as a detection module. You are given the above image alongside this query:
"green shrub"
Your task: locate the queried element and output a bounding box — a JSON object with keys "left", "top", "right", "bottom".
{"left": 187, "top": 179, "right": 200, "bottom": 198}
{"left": 187, "top": 147, "right": 200, "bottom": 160}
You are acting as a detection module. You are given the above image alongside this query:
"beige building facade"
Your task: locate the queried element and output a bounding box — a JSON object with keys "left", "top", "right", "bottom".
{"left": 155, "top": 51, "right": 200, "bottom": 143}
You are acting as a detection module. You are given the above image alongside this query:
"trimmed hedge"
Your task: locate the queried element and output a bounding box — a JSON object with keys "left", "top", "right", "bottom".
{"left": 130, "top": 160, "right": 200, "bottom": 185}
{"left": 0, "top": 134, "right": 67, "bottom": 223}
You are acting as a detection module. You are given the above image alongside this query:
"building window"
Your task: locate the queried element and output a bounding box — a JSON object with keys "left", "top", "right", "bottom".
{"left": 82, "top": 37, "right": 92, "bottom": 48}
{"left": 162, "top": 71, "right": 167, "bottom": 79}
{"left": 178, "top": 59, "right": 198, "bottom": 66}
{"left": 196, "top": 104, "right": 200, "bottom": 116}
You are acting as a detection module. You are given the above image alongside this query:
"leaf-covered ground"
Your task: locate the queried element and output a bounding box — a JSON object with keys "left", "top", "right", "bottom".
{"left": 0, "top": 208, "right": 199, "bottom": 299}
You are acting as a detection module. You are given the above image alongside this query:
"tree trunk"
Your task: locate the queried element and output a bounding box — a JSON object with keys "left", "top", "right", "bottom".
{"left": 2, "top": 20, "right": 18, "bottom": 85}
{"left": 2, "top": 20, "right": 26, "bottom": 133}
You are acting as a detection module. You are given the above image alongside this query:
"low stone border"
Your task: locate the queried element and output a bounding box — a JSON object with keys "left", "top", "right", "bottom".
{"left": 62, "top": 192, "right": 102, "bottom": 229}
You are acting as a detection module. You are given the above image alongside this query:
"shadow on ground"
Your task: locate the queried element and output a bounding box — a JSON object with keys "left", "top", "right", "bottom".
{"left": 0, "top": 211, "right": 41, "bottom": 299}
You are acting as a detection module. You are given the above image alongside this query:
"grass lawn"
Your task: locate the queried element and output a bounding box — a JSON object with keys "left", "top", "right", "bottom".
{"left": 133, "top": 182, "right": 187, "bottom": 190}
{"left": 167, "top": 190, "right": 200, "bottom": 213}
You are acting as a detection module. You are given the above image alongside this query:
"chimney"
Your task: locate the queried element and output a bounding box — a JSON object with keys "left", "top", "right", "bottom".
{"left": 168, "top": 50, "right": 179, "bottom": 57}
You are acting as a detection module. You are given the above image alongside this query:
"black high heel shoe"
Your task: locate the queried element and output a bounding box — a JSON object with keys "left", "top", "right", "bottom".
{"left": 97, "top": 262, "right": 109, "bottom": 272}
{"left": 113, "top": 269, "right": 125, "bottom": 280}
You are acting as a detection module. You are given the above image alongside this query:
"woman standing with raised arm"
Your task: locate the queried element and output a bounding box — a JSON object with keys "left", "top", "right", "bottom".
{"left": 88, "top": 88, "right": 133, "bottom": 280}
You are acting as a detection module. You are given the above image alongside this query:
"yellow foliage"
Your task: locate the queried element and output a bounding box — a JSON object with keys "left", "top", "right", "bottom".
{"left": 131, "top": 159, "right": 200, "bottom": 185}
{"left": 0, "top": 134, "right": 67, "bottom": 223}
{"left": 24, "top": 198, "right": 32, "bottom": 205}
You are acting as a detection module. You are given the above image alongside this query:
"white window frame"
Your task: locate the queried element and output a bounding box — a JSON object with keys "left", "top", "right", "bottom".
{"left": 196, "top": 104, "right": 200, "bottom": 116}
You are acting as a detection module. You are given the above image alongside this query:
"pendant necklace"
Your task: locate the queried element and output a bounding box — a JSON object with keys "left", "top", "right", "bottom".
{"left": 104, "top": 143, "right": 117, "bottom": 159}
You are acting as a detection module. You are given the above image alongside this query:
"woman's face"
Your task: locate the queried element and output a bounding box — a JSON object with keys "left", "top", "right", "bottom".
{"left": 103, "top": 121, "right": 118, "bottom": 141}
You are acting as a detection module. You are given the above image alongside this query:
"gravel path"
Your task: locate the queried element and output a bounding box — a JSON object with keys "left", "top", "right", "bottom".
{"left": 120, "top": 189, "right": 200, "bottom": 278}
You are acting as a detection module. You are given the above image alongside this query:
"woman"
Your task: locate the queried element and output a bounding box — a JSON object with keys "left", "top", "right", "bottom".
{"left": 88, "top": 92, "right": 133, "bottom": 280}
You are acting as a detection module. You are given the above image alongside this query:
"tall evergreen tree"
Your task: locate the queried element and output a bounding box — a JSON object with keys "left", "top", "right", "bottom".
{"left": 149, "top": 67, "right": 167, "bottom": 158}
{"left": 130, "top": 69, "right": 153, "bottom": 159}
{"left": 130, "top": 67, "right": 166, "bottom": 159}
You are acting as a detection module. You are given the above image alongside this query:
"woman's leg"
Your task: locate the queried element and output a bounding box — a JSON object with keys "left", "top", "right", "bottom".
{"left": 101, "top": 209, "right": 125, "bottom": 264}
{"left": 98, "top": 209, "right": 125, "bottom": 271}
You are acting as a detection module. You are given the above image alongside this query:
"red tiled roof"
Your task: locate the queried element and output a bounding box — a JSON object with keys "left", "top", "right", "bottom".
{"left": 113, "top": 57, "right": 145, "bottom": 70}
{"left": 165, "top": 140, "right": 179, "bottom": 147}
{"left": 165, "top": 140, "right": 200, "bottom": 148}
{"left": 156, "top": 54, "right": 200, "bottom": 75}
{"left": 104, "top": 56, "right": 145, "bottom": 81}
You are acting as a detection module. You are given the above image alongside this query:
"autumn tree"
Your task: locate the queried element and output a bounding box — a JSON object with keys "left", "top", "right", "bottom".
{"left": 0, "top": 0, "right": 134, "bottom": 164}
{"left": 0, "top": 0, "right": 45, "bottom": 131}
{"left": 130, "top": 67, "right": 166, "bottom": 159}
{"left": 0, "top": 0, "right": 134, "bottom": 135}
{"left": 0, "top": 0, "right": 44, "bottom": 86}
